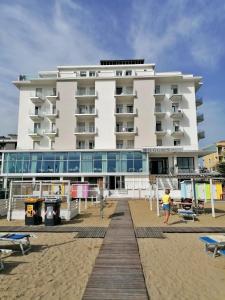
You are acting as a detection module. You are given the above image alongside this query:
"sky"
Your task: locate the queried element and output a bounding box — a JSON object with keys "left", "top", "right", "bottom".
{"left": 0, "top": 0, "right": 225, "bottom": 148}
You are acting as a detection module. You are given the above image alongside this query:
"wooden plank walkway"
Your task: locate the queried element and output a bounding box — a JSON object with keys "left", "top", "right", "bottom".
{"left": 82, "top": 200, "right": 149, "bottom": 300}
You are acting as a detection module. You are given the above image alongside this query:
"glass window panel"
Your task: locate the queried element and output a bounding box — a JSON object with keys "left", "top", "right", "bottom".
{"left": 36, "top": 160, "right": 42, "bottom": 173}
{"left": 121, "top": 152, "right": 133, "bottom": 160}
{"left": 16, "top": 161, "right": 23, "bottom": 173}
{"left": 68, "top": 161, "right": 80, "bottom": 172}
{"left": 121, "top": 160, "right": 127, "bottom": 172}
{"left": 8, "top": 161, "right": 16, "bottom": 173}
{"left": 127, "top": 160, "right": 134, "bottom": 172}
{"left": 42, "top": 153, "right": 55, "bottom": 160}
{"left": 68, "top": 152, "right": 80, "bottom": 160}
{"left": 22, "top": 160, "right": 30, "bottom": 173}
{"left": 93, "top": 153, "right": 102, "bottom": 160}
{"left": 55, "top": 160, "right": 67, "bottom": 173}
{"left": 31, "top": 153, "right": 42, "bottom": 160}
{"left": 133, "top": 152, "right": 142, "bottom": 159}
{"left": 81, "top": 160, "right": 92, "bottom": 172}
{"left": 107, "top": 152, "right": 119, "bottom": 160}
{"left": 81, "top": 152, "right": 93, "bottom": 160}
{"left": 93, "top": 160, "right": 102, "bottom": 172}
{"left": 134, "top": 160, "right": 142, "bottom": 172}
{"left": 107, "top": 160, "right": 116, "bottom": 172}
{"left": 55, "top": 152, "right": 68, "bottom": 160}
{"left": 42, "top": 160, "right": 55, "bottom": 173}
{"left": 8, "top": 153, "right": 17, "bottom": 160}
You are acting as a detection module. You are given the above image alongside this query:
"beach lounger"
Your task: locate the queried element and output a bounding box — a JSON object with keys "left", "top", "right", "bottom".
{"left": 199, "top": 235, "right": 225, "bottom": 258}
{"left": 177, "top": 209, "right": 197, "bottom": 221}
{"left": 0, "top": 249, "right": 13, "bottom": 270}
{"left": 0, "top": 233, "right": 36, "bottom": 255}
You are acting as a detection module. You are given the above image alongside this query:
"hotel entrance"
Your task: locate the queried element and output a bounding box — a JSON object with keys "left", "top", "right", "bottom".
{"left": 149, "top": 157, "right": 168, "bottom": 174}
{"left": 107, "top": 176, "right": 125, "bottom": 190}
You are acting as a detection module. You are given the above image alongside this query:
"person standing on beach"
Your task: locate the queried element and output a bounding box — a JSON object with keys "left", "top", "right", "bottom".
{"left": 162, "top": 189, "right": 171, "bottom": 224}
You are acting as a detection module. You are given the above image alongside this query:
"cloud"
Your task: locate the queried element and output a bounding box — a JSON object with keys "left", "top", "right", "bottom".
{"left": 129, "top": 0, "right": 225, "bottom": 69}
{"left": 0, "top": 0, "right": 111, "bottom": 135}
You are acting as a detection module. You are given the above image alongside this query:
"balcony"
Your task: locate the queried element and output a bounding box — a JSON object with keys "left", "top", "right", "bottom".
{"left": 28, "top": 129, "right": 43, "bottom": 139}
{"left": 177, "top": 168, "right": 196, "bottom": 174}
{"left": 154, "top": 109, "right": 166, "bottom": 118}
{"left": 44, "top": 110, "right": 59, "bottom": 120}
{"left": 74, "top": 127, "right": 97, "bottom": 136}
{"left": 170, "top": 109, "right": 183, "bottom": 119}
{"left": 155, "top": 128, "right": 167, "bottom": 136}
{"left": 115, "top": 127, "right": 137, "bottom": 136}
{"left": 28, "top": 111, "right": 44, "bottom": 121}
{"left": 170, "top": 94, "right": 183, "bottom": 102}
{"left": 75, "top": 89, "right": 97, "bottom": 99}
{"left": 74, "top": 108, "right": 97, "bottom": 117}
{"left": 196, "top": 97, "right": 203, "bottom": 107}
{"left": 197, "top": 113, "right": 204, "bottom": 123}
{"left": 171, "top": 127, "right": 184, "bottom": 137}
{"left": 153, "top": 94, "right": 165, "bottom": 101}
{"left": 30, "top": 96, "right": 45, "bottom": 105}
{"left": 46, "top": 95, "right": 59, "bottom": 104}
{"left": 198, "top": 130, "right": 205, "bottom": 140}
{"left": 115, "top": 108, "right": 137, "bottom": 117}
{"left": 43, "top": 128, "right": 58, "bottom": 139}
{"left": 114, "top": 89, "right": 136, "bottom": 99}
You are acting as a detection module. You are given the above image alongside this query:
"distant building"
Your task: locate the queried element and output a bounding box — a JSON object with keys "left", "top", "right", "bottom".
{"left": 0, "top": 134, "right": 17, "bottom": 190}
{"left": 203, "top": 140, "right": 225, "bottom": 171}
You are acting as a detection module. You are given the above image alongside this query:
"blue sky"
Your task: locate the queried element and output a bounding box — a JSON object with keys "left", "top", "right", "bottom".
{"left": 0, "top": 0, "right": 225, "bottom": 148}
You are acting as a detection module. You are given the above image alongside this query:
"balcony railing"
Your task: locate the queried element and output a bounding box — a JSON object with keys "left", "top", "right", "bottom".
{"left": 170, "top": 109, "right": 183, "bottom": 119}
{"left": 197, "top": 113, "right": 204, "bottom": 123}
{"left": 75, "top": 90, "right": 97, "bottom": 98}
{"left": 198, "top": 130, "right": 205, "bottom": 140}
{"left": 28, "top": 129, "right": 43, "bottom": 139}
{"left": 75, "top": 108, "right": 97, "bottom": 116}
{"left": 44, "top": 110, "right": 59, "bottom": 119}
{"left": 170, "top": 94, "right": 183, "bottom": 102}
{"left": 28, "top": 111, "right": 44, "bottom": 121}
{"left": 154, "top": 109, "right": 166, "bottom": 117}
{"left": 115, "top": 127, "right": 137, "bottom": 134}
{"left": 30, "top": 96, "right": 45, "bottom": 105}
{"left": 74, "top": 127, "right": 97, "bottom": 134}
{"left": 114, "top": 89, "right": 136, "bottom": 97}
{"left": 115, "top": 108, "right": 137, "bottom": 115}
{"left": 155, "top": 128, "right": 166, "bottom": 135}
{"left": 154, "top": 94, "right": 165, "bottom": 101}
{"left": 196, "top": 97, "right": 203, "bottom": 107}
{"left": 171, "top": 127, "right": 184, "bottom": 136}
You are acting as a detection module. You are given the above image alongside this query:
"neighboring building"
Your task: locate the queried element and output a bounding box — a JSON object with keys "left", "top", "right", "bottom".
{"left": 1, "top": 59, "right": 205, "bottom": 191}
{"left": 0, "top": 134, "right": 17, "bottom": 190}
{"left": 203, "top": 141, "right": 225, "bottom": 171}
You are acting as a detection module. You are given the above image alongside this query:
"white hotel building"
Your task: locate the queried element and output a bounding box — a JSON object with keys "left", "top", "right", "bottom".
{"left": 1, "top": 59, "right": 205, "bottom": 191}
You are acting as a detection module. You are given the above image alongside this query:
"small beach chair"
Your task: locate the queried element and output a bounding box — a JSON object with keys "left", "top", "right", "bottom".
{"left": 199, "top": 235, "right": 225, "bottom": 258}
{"left": 177, "top": 209, "right": 197, "bottom": 221}
{"left": 0, "top": 233, "right": 36, "bottom": 255}
{"left": 0, "top": 249, "right": 13, "bottom": 270}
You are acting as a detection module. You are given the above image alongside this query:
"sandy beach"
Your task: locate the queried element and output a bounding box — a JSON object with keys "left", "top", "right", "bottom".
{"left": 129, "top": 199, "right": 225, "bottom": 227}
{"left": 0, "top": 233, "right": 102, "bottom": 300}
{"left": 138, "top": 234, "right": 225, "bottom": 300}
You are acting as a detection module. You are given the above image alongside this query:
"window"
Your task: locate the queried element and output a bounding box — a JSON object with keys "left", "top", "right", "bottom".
{"left": 155, "top": 85, "right": 160, "bottom": 94}
{"left": 174, "top": 139, "right": 181, "bottom": 146}
{"left": 116, "top": 70, "right": 122, "bottom": 76}
{"left": 116, "top": 105, "right": 123, "bottom": 113}
{"left": 150, "top": 157, "right": 168, "bottom": 174}
{"left": 33, "top": 141, "right": 40, "bottom": 150}
{"left": 156, "top": 121, "right": 162, "bottom": 131}
{"left": 77, "top": 87, "right": 85, "bottom": 95}
{"left": 89, "top": 141, "right": 94, "bottom": 149}
{"left": 35, "top": 88, "right": 42, "bottom": 97}
{"left": 53, "top": 88, "right": 56, "bottom": 96}
{"left": 177, "top": 157, "right": 194, "bottom": 172}
{"left": 155, "top": 103, "right": 161, "bottom": 112}
{"left": 171, "top": 85, "right": 178, "bottom": 94}
{"left": 127, "top": 140, "right": 134, "bottom": 149}
{"left": 173, "top": 121, "right": 180, "bottom": 131}
{"left": 77, "top": 141, "right": 85, "bottom": 149}
{"left": 157, "top": 139, "right": 162, "bottom": 146}
{"left": 127, "top": 105, "right": 133, "bottom": 113}
{"left": 116, "top": 87, "right": 123, "bottom": 95}
{"left": 116, "top": 140, "right": 123, "bottom": 149}
{"left": 125, "top": 70, "right": 132, "bottom": 76}
{"left": 80, "top": 71, "right": 86, "bottom": 77}
{"left": 172, "top": 103, "right": 179, "bottom": 112}
{"left": 89, "top": 71, "right": 96, "bottom": 77}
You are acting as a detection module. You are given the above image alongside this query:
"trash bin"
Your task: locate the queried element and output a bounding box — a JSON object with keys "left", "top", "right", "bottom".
{"left": 44, "top": 198, "right": 61, "bottom": 226}
{"left": 24, "top": 198, "right": 43, "bottom": 225}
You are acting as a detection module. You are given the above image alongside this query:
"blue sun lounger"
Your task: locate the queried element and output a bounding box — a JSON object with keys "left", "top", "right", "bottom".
{"left": 0, "top": 249, "right": 13, "bottom": 270}
{"left": 178, "top": 209, "right": 197, "bottom": 221}
{"left": 0, "top": 233, "right": 36, "bottom": 255}
{"left": 199, "top": 235, "right": 225, "bottom": 258}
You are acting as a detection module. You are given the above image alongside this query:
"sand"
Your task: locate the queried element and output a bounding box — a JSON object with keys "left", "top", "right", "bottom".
{"left": 138, "top": 234, "right": 225, "bottom": 300}
{"left": 129, "top": 199, "right": 225, "bottom": 227}
{"left": 0, "top": 233, "right": 102, "bottom": 300}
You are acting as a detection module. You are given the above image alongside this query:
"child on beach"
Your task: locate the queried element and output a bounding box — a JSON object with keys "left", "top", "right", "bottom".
{"left": 162, "top": 189, "right": 171, "bottom": 224}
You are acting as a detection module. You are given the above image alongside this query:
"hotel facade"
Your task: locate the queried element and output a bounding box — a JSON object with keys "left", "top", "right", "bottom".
{"left": 1, "top": 59, "right": 205, "bottom": 192}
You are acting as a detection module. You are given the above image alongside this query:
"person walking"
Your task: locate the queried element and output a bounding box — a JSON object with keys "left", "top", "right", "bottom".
{"left": 162, "top": 189, "right": 172, "bottom": 224}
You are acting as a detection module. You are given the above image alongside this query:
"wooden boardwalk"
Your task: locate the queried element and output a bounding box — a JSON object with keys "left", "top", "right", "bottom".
{"left": 82, "top": 200, "right": 149, "bottom": 300}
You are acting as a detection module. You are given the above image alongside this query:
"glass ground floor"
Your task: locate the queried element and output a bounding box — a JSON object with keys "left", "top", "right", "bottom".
{"left": 1, "top": 150, "right": 198, "bottom": 190}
